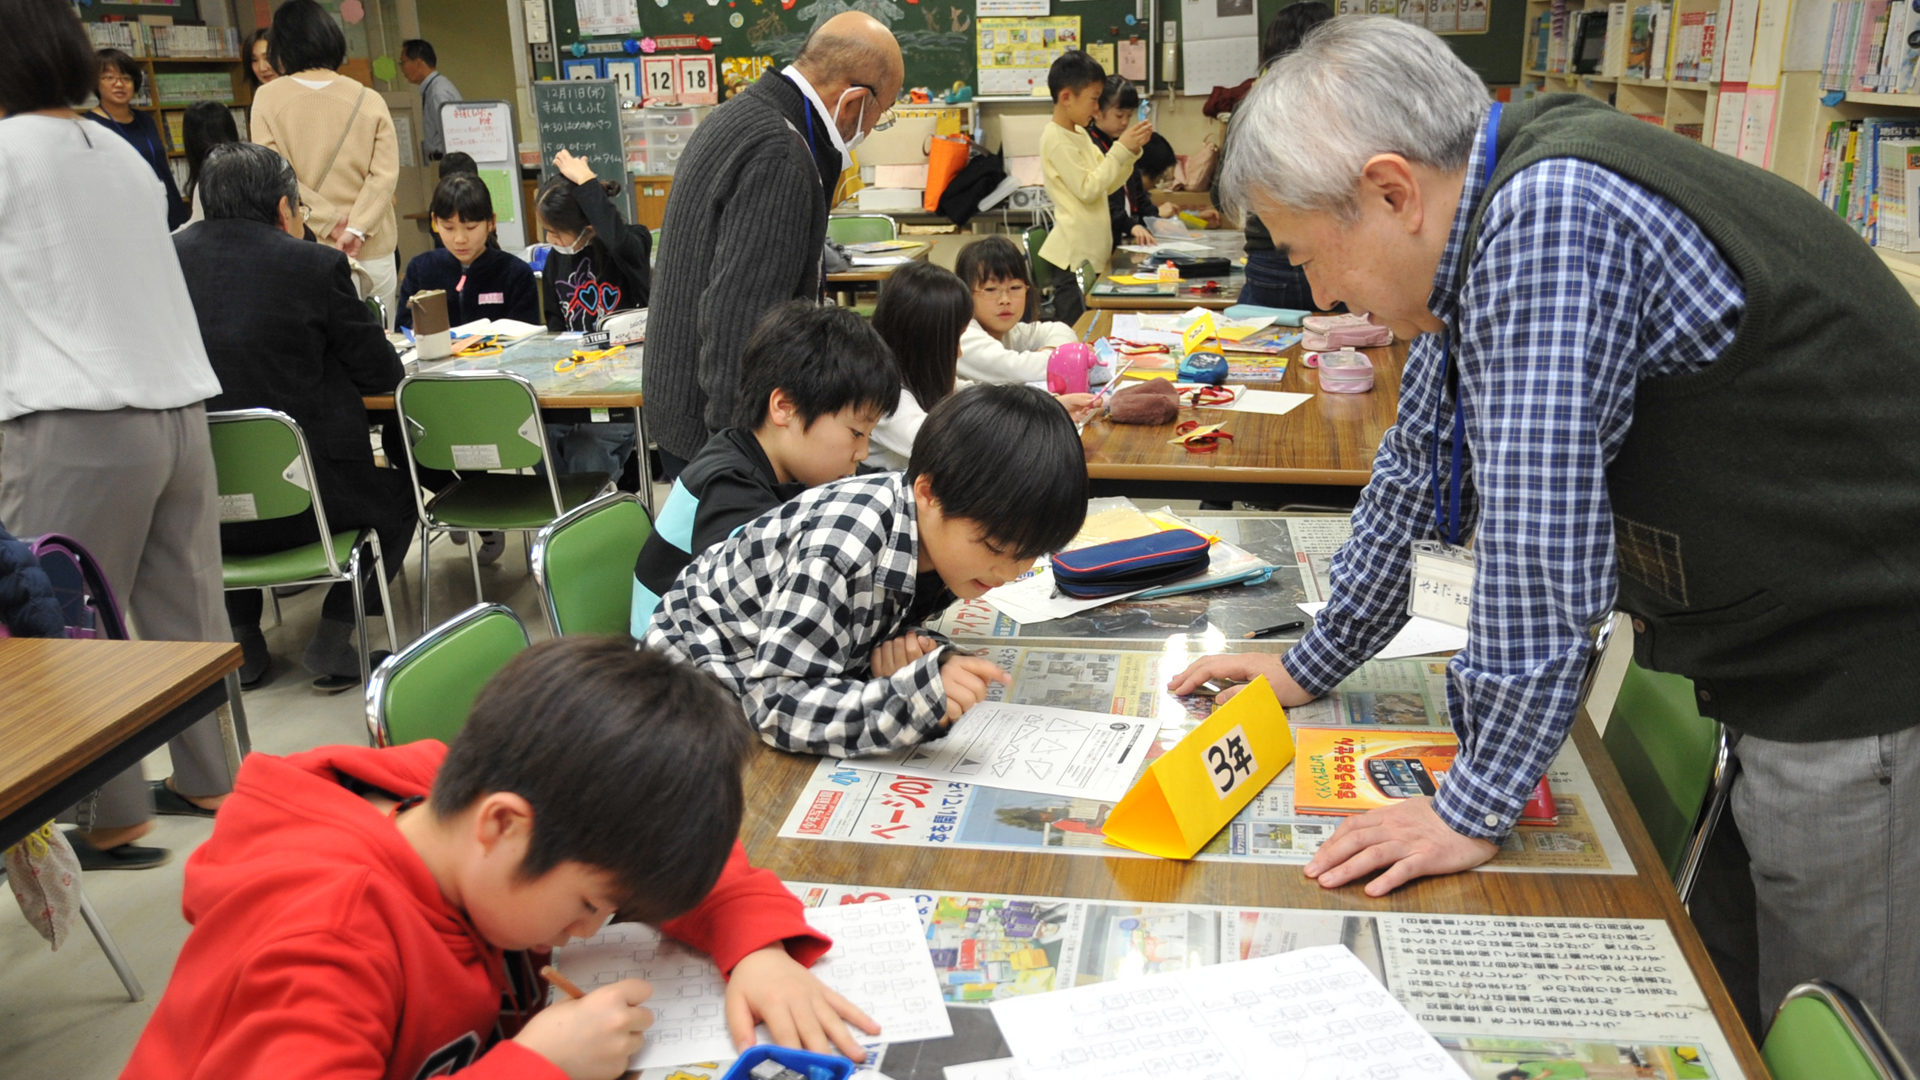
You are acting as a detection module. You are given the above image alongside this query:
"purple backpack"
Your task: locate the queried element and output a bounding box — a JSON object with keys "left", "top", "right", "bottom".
{"left": 0, "top": 534, "right": 129, "bottom": 641}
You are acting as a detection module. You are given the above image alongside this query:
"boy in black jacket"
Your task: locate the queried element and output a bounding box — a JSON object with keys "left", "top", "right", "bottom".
{"left": 396, "top": 173, "right": 539, "bottom": 329}
{"left": 630, "top": 303, "right": 900, "bottom": 634}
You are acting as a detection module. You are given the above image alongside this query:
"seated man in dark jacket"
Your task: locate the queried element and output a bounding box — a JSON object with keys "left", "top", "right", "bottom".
{"left": 174, "top": 143, "right": 413, "bottom": 692}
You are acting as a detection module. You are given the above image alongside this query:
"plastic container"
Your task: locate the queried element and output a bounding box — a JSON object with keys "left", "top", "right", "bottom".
{"left": 641, "top": 105, "right": 699, "bottom": 129}
{"left": 1316, "top": 348, "right": 1374, "bottom": 393}
{"left": 718, "top": 1046, "right": 859, "bottom": 1080}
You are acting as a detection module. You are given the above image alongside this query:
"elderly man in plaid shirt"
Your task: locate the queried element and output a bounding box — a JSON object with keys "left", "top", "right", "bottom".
{"left": 1172, "top": 17, "right": 1920, "bottom": 1054}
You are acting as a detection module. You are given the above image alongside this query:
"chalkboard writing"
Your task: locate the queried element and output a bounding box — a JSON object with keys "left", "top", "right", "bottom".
{"left": 531, "top": 79, "right": 636, "bottom": 223}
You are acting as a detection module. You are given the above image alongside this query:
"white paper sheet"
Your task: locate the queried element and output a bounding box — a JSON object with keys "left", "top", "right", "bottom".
{"left": 863, "top": 701, "right": 1154, "bottom": 802}
{"left": 1203, "top": 389, "right": 1313, "bottom": 417}
{"left": 554, "top": 899, "right": 951, "bottom": 1072}
{"left": 449, "top": 317, "right": 545, "bottom": 341}
{"left": 978, "top": 567, "right": 1154, "bottom": 624}
{"left": 990, "top": 945, "right": 1468, "bottom": 1080}
{"left": 1298, "top": 602, "right": 1468, "bottom": 659}
{"left": 850, "top": 255, "right": 915, "bottom": 266}
{"left": 945, "top": 1061, "right": 1022, "bottom": 1080}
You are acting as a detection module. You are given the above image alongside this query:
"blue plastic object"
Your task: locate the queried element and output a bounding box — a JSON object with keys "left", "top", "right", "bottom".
{"left": 1222, "top": 303, "right": 1310, "bottom": 326}
{"left": 720, "top": 1047, "right": 859, "bottom": 1080}
{"left": 1177, "top": 351, "right": 1230, "bottom": 385}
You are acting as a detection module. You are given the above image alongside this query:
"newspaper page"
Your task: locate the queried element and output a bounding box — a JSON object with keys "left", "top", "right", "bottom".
{"left": 779, "top": 652, "right": 1633, "bottom": 874}
{"left": 782, "top": 883, "right": 1748, "bottom": 1079}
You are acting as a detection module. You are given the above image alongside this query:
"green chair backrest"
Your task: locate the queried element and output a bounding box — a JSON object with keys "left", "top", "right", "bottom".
{"left": 1603, "top": 661, "right": 1719, "bottom": 879}
{"left": 534, "top": 493, "right": 653, "bottom": 636}
{"left": 396, "top": 374, "right": 547, "bottom": 473}
{"left": 207, "top": 411, "right": 315, "bottom": 524}
{"left": 1024, "top": 226, "right": 1052, "bottom": 290}
{"left": 651, "top": 227, "right": 662, "bottom": 262}
{"left": 828, "top": 215, "right": 896, "bottom": 245}
{"left": 371, "top": 604, "right": 530, "bottom": 746}
{"left": 1764, "top": 994, "right": 1889, "bottom": 1080}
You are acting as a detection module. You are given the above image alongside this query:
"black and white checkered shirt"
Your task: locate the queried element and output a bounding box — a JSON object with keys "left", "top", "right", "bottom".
{"left": 645, "top": 473, "right": 954, "bottom": 757}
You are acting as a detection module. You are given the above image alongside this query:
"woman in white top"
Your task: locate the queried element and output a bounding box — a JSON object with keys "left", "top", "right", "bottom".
{"left": 0, "top": 0, "right": 237, "bottom": 870}
{"left": 250, "top": 0, "right": 400, "bottom": 322}
{"left": 955, "top": 234, "right": 1078, "bottom": 384}
{"left": 871, "top": 261, "right": 1096, "bottom": 471}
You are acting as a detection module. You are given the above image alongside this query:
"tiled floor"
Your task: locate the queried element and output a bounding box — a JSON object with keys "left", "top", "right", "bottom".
{"left": 1, "top": 528, "right": 560, "bottom": 1080}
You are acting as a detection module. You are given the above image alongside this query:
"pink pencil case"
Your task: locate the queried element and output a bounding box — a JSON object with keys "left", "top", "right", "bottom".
{"left": 1315, "top": 349, "right": 1374, "bottom": 393}
{"left": 1301, "top": 313, "right": 1392, "bottom": 351}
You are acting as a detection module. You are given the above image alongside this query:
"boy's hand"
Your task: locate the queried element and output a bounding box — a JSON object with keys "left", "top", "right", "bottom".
{"left": 1130, "top": 224, "right": 1156, "bottom": 246}
{"left": 941, "top": 655, "right": 1012, "bottom": 725}
{"left": 1168, "top": 653, "right": 1315, "bottom": 706}
{"left": 553, "top": 148, "right": 598, "bottom": 185}
{"left": 872, "top": 633, "right": 937, "bottom": 678}
{"left": 1054, "top": 392, "right": 1099, "bottom": 424}
{"left": 1157, "top": 201, "right": 1177, "bottom": 218}
{"left": 513, "top": 979, "right": 653, "bottom": 1080}
{"left": 1120, "top": 119, "right": 1153, "bottom": 152}
{"left": 725, "top": 943, "right": 881, "bottom": 1062}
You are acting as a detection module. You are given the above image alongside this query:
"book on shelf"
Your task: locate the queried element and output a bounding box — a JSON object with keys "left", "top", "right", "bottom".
{"left": 1874, "top": 139, "right": 1920, "bottom": 251}
{"left": 83, "top": 20, "right": 240, "bottom": 59}
{"left": 1605, "top": 1, "right": 1631, "bottom": 76}
{"left": 1649, "top": 2, "right": 1671, "bottom": 79}
{"left": 1670, "top": 8, "right": 1717, "bottom": 80}
{"left": 161, "top": 110, "right": 186, "bottom": 153}
{"left": 1626, "top": 4, "right": 1655, "bottom": 77}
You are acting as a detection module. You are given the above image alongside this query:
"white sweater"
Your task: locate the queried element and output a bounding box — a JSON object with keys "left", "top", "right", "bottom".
{"left": 957, "top": 319, "right": 1077, "bottom": 385}
{"left": 871, "top": 379, "right": 977, "bottom": 471}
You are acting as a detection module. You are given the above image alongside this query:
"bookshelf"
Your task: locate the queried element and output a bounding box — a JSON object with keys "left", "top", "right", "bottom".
{"left": 138, "top": 57, "right": 255, "bottom": 159}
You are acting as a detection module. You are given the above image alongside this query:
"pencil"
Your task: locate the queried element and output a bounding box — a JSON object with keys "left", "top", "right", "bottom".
{"left": 541, "top": 964, "right": 587, "bottom": 1000}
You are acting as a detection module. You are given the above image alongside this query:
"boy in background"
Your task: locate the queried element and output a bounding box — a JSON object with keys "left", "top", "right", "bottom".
{"left": 631, "top": 302, "right": 900, "bottom": 632}
{"left": 121, "top": 638, "right": 879, "bottom": 1080}
{"left": 1038, "top": 51, "right": 1152, "bottom": 326}
{"left": 647, "top": 384, "right": 1089, "bottom": 757}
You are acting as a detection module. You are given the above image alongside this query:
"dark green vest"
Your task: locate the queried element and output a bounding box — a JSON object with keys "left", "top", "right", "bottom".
{"left": 1463, "top": 94, "right": 1920, "bottom": 742}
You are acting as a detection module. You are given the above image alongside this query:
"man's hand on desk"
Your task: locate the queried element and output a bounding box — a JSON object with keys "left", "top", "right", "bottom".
{"left": 1167, "top": 653, "right": 1315, "bottom": 706}
{"left": 1304, "top": 796, "right": 1499, "bottom": 897}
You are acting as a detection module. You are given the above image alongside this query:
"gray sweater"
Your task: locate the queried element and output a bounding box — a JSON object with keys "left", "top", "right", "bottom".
{"left": 647, "top": 71, "right": 841, "bottom": 460}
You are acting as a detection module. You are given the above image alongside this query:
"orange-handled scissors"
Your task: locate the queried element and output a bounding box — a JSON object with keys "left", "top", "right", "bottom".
{"left": 554, "top": 344, "right": 624, "bottom": 374}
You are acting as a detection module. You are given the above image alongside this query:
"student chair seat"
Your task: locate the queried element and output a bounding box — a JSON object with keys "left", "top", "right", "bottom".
{"left": 207, "top": 409, "right": 397, "bottom": 687}
{"left": 1762, "top": 980, "right": 1916, "bottom": 1080}
{"left": 1601, "top": 660, "right": 1732, "bottom": 903}
{"left": 364, "top": 602, "right": 531, "bottom": 747}
{"left": 394, "top": 371, "right": 613, "bottom": 633}
{"left": 827, "top": 214, "right": 898, "bottom": 245}
{"left": 529, "top": 491, "right": 652, "bottom": 638}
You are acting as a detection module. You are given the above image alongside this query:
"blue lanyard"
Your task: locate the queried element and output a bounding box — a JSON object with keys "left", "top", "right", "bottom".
{"left": 1430, "top": 102, "right": 1502, "bottom": 547}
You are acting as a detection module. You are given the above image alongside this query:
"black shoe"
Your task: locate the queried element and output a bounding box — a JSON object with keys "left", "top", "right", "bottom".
{"left": 310, "top": 650, "right": 392, "bottom": 694}
{"left": 234, "top": 623, "right": 271, "bottom": 690}
{"left": 64, "top": 830, "right": 171, "bottom": 871}
{"left": 151, "top": 779, "right": 217, "bottom": 818}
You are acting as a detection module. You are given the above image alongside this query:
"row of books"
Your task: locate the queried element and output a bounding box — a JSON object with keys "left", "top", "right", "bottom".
{"left": 1530, "top": 0, "right": 1721, "bottom": 82}
{"left": 1816, "top": 118, "right": 1920, "bottom": 250}
{"left": 1820, "top": 1, "right": 1920, "bottom": 96}
{"left": 152, "top": 72, "right": 236, "bottom": 107}
{"left": 85, "top": 21, "right": 242, "bottom": 60}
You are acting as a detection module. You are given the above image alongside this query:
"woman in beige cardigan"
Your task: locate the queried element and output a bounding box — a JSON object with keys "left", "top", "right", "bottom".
{"left": 250, "top": 0, "right": 398, "bottom": 323}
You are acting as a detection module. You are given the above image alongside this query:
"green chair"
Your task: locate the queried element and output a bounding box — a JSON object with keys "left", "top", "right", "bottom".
{"left": 1763, "top": 980, "right": 1916, "bottom": 1080}
{"left": 1023, "top": 225, "right": 1052, "bottom": 290}
{"left": 364, "top": 602, "right": 530, "bottom": 746}
{"left": 650, "top": 227, "right": 661, "bottom": 266}
{"left": 827, "top": 214, "right": 898, "bottom": 245}
{"left": 530, "top": 491, "right": 652, "bottom": 637}
{"left": 394, "top": 371, "right": 614, "bottom": 633}
{"left": 1602, "top": 659, "right": 1732, "bottom": 901}
{"left": 208, "top": 409, "right": 397, "bottom": 687}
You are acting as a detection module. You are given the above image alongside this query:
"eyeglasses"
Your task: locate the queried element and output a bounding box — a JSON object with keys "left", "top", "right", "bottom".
{"left": 854, "top": 84, "right": 896, "bottom": 131}
{"left": 973, "top": 282, "right": 1029, "bottom": 298}
{"left": 298, "top": 203, "right": 313, "bottom": 222}
{"left": 99, "top": 72, "right": 135, "bottom": 86}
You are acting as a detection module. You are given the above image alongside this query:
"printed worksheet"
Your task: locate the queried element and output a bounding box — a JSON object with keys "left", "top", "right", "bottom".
{"left": 990, "top": 945, "right": 1468, "bottom": 1080}
{"left": 865, "top": 702, "right": 1153, "bottom": 802}
{"left": 554, "top": 899, "right": 950, "bottom": 1071}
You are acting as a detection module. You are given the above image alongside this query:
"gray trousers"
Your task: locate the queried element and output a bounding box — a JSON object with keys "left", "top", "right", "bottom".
{"left": 1730, "top": 728, "right": 1920, "bottom": 1062}
{"left": 0, "top": 406, "right": 236, "bottom": 829}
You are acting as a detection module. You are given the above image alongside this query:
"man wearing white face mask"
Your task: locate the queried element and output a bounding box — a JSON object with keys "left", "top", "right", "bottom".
{"left": 647, "top": 12, "right": 904, "bottom": 479}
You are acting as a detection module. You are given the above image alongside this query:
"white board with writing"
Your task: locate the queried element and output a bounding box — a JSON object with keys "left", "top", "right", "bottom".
{"left": 441, "top": 101, "right": 516, "bottom": 162}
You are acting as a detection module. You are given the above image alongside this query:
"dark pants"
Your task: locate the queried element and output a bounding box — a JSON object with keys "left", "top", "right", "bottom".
{"left": 1046, "top": 263, "right": 1085, "bottom": 327}
{"left": 222, "top": 461, "right": 415, "bottom": 624}
{"left": 658, "top": 446, "right": 689, "bottom": 483}
{"left": 1240, "top": 249, "right": 1319, "bottom": 311}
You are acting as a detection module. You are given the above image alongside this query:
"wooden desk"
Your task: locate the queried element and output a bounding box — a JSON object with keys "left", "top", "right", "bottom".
{"left": 0, "top": 638, "right": 239, "bottom": 852}
{"left": 738, "top": 712, "right": 1767, "bottom": 1079}
{"left": 1087, "top": 230, "right": 1248, "bottom": 311}
{"left": 826, "top": 243, "right": 932, "bottom": 285}
{"left": 1076, "top": 310, "right": 1406, "bottom": 500}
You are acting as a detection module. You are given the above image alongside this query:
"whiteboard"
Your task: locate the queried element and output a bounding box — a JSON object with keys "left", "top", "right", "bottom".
{"left": 439, "top": 100, "right": 528, "bottom": 251}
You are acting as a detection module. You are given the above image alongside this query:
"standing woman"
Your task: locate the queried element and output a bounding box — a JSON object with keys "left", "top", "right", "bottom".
{"left": 86, "top": 48, "right": 189, "bottom": 230}
{"left": 1234, "top": 0, "right": 1332, "bottom": 311}
{"left": 242, "top": 27, "right": 277, "bottom": 92}
{"left": 0, "top": 0, "right": 236, "bottom": 870}
{"left": 250, "top": 0, "right": 400, "bottom": 323}
{"left": 176, "top": 99, "right": 240, "bottom": 230}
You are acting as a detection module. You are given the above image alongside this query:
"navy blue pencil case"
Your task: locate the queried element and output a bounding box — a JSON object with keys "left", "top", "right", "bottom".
{"left": 1051, "top": 529, "right": 1213, "bottom": 599}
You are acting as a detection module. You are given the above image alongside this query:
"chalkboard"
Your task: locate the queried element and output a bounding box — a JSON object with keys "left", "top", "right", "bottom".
{"left": 531, "top": 79, "right": 639, "bottom": 223}
{"left": 1247, "top": 0, "right": 1525, "bottom": 83}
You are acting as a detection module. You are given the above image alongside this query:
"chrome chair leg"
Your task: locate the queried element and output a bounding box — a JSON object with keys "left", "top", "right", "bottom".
{"left": 77, "top": 888, "right": 143, "bottom": 1002}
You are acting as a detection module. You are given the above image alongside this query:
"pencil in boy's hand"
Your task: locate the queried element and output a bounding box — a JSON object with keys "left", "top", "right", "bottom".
{"left": 541, "top": 965, "right": 587, "bottom": 1000}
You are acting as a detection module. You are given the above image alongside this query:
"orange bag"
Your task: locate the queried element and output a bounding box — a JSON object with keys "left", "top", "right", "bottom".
{"left": 923, "top": 135, "right": 972, "bottom": 212}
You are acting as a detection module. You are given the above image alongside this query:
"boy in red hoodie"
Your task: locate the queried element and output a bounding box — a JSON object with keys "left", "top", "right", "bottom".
{"left": 121, "top": 638, "right": 880, "bottom": 1080}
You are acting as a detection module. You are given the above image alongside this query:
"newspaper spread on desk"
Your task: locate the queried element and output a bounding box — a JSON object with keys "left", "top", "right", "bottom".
{"left": 778, "top": 649, "right": 1633, "bottom": 875}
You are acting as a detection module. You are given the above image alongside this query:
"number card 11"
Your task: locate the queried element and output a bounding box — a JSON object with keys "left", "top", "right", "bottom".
{"left": 1102, "top": 677, "right": 1295, "bottom": 860}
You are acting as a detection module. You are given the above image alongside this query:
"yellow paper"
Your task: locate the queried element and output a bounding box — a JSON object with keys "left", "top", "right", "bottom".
{"left": 1181, "top": 311, "right": 1218, "bottom": 357}
{"left": 1214, "top": 325, "right": 1260, "bottom": 342}
{"left": 1106, "top": 274, "right": 1167, "bottom": 285}
{"left": 1102, "top": 678, "right": 1296, "bottom": 860}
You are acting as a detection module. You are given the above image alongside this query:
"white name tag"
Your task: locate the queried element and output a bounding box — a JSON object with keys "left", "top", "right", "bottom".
{"left": 451, "top": 443, "right": 502, "bottom": 470}
{"left": 1204, "top": 724, "right": 1259, "bottom": 800}
{"left": 1409, "top": 541, "right": 1474, "bottom": 629}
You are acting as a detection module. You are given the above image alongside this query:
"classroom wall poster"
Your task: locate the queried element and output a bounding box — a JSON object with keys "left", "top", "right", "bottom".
{"left": 576, "top": 0, "right": 642, "bottom": 36}
{"left": 977, "top": 16, "right": 1082, "bottom": 96}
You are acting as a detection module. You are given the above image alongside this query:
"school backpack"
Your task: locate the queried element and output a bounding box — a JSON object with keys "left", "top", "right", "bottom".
{"left": 0, "top": 533, "right": 129, "bottom": 641}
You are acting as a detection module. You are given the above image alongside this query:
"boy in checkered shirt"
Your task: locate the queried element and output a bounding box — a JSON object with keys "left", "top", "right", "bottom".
{"left": 645, "top": 384, "right": 1088, "bottom": 757}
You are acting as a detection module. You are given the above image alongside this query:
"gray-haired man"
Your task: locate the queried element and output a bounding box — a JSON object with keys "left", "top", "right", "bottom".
{"left": 1171, "top": 15, "right": 1920, "bottom": 1056}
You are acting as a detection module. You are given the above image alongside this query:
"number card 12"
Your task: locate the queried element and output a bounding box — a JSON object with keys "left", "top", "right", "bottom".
{"left": 1102, "top": 677, "right": 1295, "bottom": 860}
